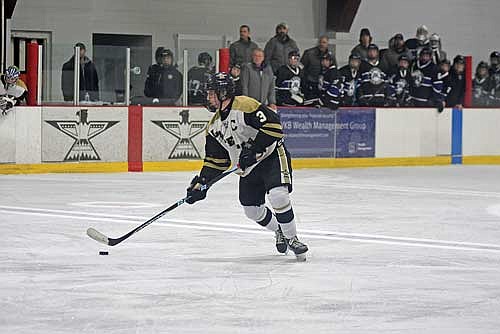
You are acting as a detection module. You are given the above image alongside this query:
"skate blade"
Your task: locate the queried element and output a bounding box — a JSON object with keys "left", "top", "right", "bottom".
{"left": 295, "top": 253, "right": 307, "bottom": 262}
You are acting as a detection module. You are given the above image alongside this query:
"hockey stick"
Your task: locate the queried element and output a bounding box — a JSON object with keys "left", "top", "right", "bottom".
{"left": 86, "top": 166, "right": 239, "bottom": 246}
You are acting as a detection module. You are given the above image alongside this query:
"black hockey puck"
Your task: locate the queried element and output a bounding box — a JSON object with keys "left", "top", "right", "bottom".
{"left": 99, "top": 251, "right": 109, "bottom": 255}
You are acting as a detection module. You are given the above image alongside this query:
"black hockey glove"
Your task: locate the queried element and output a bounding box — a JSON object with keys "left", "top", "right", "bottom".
{"left": 239, "top": 141, "right": 258, "bottom": 171}
{"left": 186, "top": 175, "right": 208, "bottom": 204}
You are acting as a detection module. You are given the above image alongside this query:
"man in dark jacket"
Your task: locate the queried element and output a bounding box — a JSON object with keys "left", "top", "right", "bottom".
{"left": 380, "top": 33, "right": 409, "bottom": 74}
{"left": 61, "top": 42, "right": 99, "bottom": 101}
{"left": 229, "top": 25, "right": 259, "bottom": 67}
{"left": 301, "top": 36, "right": 334, "bottom": 101}
{"left": 144, "top": 47, "right": 183, "bottom": 104}
{"left": 351, "top": 28, "right": 372, "bottom": 61}
{"left": 264, "top": 22, "right": 299, "bottom": 74}
{"left": 446, "top": 55, "right": 466, "bottom": 108}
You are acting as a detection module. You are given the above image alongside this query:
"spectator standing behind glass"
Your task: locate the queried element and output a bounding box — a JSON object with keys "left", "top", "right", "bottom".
{"left": 241, "top": 48, "right": 276, "bottom": 110}
{"left": 380, "top": 33, "right": 409, "bottom": 74}
{"left": 473, "top": 61, "right": 495, "bottom": 107}
{"left": 276, "top": 50, "right": 304, "bottom": 106}
{"left": 301, "top": 36, "right": 333, "bottom": 101}
{"left": 351, "top": 28, "right": 372, "bottom": 61}
{"left": 230, "top": 25, "right": 259, "bottom": 67}
{"left": 429, "top": 34, "right": 447, "bottom": 64}
{"left": 61, "top": 42, "right": 99, "bottom": 101}
{"left": 188, "top": 52, "right": 213, "bottom": 105}
{"left": 144, "top": 47, "right": 183, "bottom": 104}
{"left": 406, "top": 25, "right": 430, "bottom": 61}
{"left": 230, "top": 64, "right": 243, "bottom": 96}
{"left": 489, "top": 51, "right": 500, "bottom": 105}
{"left": 339, "top": 54, "right": 362, "bottom": 107}
{"left": 445, "top": 55, "right": 466, "bottom": 108}
{"left": 264, "top": 22, "right": 299, "bottom": 74}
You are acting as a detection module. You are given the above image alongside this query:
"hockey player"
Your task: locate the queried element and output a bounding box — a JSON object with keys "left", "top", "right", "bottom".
{"left": 275, "top": 50, "right": 304, "bottom": 106}
{"left": 406, "top": 25, "right": 430, "bottom": 60}
{"left": 338, "top": 54, "right": 361, "bottom": 107}
{"left": 408, "top": 47, "right": 443, "bottom": 110}
{"left": 473, "top": 61, "right": 495, "bottom": 107}
{"left": 318, "top": 52, "right": 342, "bottom": 110}
{"left": 387, "top": 54, "right": 412, "bottom": 107}
{"left": 357, "top": 44, "right": 389, "bottom": 107}
{"left": 185, "top": 72, "right": 308, "bottom": 259}
{"left": 188, "top": 52, "right": 214, "bottom": 105}
{"left": 437, "top": 59, "right": 452, "bottom": 110}
{"left": 229, "top": 64, "right": 243, "bottom": 96}
{"left": 489, "top": 51, "right": 500, "bottom": 105}
{"left": 0, "top": 66, "right": 27, "bottom": 114}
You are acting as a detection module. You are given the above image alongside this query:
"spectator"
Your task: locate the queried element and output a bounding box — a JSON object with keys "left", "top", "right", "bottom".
{"left": 429, "top": 33, "right": 447, "bottom": 64}
{"left": 387, "top": 54, "right": 412, "bottom": 107}
{"left": 61, "top": 42, "right": 99, "bottom": 101}
{"left": 276, "top": 50, "right": 304, "bottom": 106}
{"left": 446, "top": 55, "right": 466, "bottom": 108}
{"left": 301, "top": 36, "right": 333, "bottom": 100}
{"left": 351, "top": 28, "right": 372, "bottom": 61}
{"left": 380, "top": 33, "right": 409, "bottom": 74}
{"left": 241, "top": 48, "right": 276, "bottom": 109}
{"left": 188, "top": 52, "right": 213, "bottom": 105}
{"left": 339, "top": 54, "right": 362, "bottom": 106}
{"left": 358, "top": 44, "right": 389, "bottom": 107}
{"left": 408, "top": 47, "right": 443, "bottom": 109}
{"left": 144, "top": 47, "right": 183, "bottom": 104}
{"left": 406, "top": 25, "right": 430, "bottom": 60}
{"left": 318, "top": 52, "right": 342, "bottom": 110}
{"left": 473, "top": 61, "right": 495, "bottom": 107}
{"left": 229, "top": 25, "right": 259, "bottom": 66}
{"left": 229, "top": 64, "right": 243, "bottom": 96}
{"left": 489, "top": 51, "right": 500, "bottom": 104}
{"left": 264, "top": 22, "right": 299, "bottom": 74}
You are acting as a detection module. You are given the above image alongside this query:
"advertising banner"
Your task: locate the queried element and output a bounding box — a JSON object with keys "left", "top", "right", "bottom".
{"left": 142, "top": 107, "right": 210, "bottom": 161}
{"left": 42, "top": 107, "right": 128, "bottom": 162}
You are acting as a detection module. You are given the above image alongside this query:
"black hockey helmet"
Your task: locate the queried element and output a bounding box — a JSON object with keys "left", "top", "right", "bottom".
{"left": 288, "top": 50, "right": 300, "bottom": 59}
{"left": 419, "top": 46, "right": 432, "bottom": 57}
{"left": 477, "top": 61, "right": 489, "bottom": 71}
{"left": 439, "top": 58, "right": 451, "bottom": 66}
{"left": 349, "top": 53, "right": 361, "bottom": 61}
{"left": 206, "top": 72, "right": 235, "bottom": 103}
{"left": 367, "top": 43, "right": 379, "bottom": 52}
{"left": 155, "top": 47, "right": 173, "bottom": 64}
{"left": 198, "top": 52, "right": 213, "bottom": 67}
{"left": 321, "top": 51, "right": 335, "bottom": 63}
{"left": 490, "top": 51, "right": 500, "bottom": 59}
{"left": 398, "top": 54, "right": 410, "bottom": 62}
{"left": 453, "top": 55, "right": 465, "bottom": 65}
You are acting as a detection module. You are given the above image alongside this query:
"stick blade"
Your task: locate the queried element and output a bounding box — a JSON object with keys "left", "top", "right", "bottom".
{"left": 87, "top": 227, "right": 110, "bottom": 245}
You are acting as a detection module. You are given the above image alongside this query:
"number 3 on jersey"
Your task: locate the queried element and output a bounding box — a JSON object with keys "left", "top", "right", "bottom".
{"left": 256, "top": 111, "right": 267, "bottom": 123}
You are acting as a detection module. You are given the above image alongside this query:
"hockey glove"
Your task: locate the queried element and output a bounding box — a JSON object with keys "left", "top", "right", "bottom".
{"left": 239, "top": 142, "right": 258, "bottom": 171}
{"left": 186, "top": 175, "right": 208, "bottom": 204}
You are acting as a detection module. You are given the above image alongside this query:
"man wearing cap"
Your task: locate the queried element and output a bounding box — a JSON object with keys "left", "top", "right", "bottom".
{"left": 144, "top": 47, "right": 183, "bottom": 104}
{"left": 61, "top": 42, "right": 99, "bottom": 101}
{"left": 264, "top": 22, "right": 299, "bottom": 74}
{"left": 301, "top": 35, "right": 334, "bottom": 101}
{"left": 351, "top": 28, "right": 372, "bottom": 61}
{"left": 380, "top": 33, "right": 410, "bottom": 74}
{"left": 229, "top": 25, "right": 259, "bottom": 67}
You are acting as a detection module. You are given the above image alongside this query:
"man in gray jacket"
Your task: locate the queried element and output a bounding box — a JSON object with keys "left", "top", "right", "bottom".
{"left": 264, "top": 22, "right": 299, "bottom": 74}
{"left": 301, "top": 36, "right": 334, "bottom": 100}
{"left": 229, "top": 25, "right": 259, "bottom": 66}
{"left": 241, "top": 48, "right": 276, "bottom": 110}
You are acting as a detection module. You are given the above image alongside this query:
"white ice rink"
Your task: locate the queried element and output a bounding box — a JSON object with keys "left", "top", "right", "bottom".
{"left": 1, "top": 166, "right": 500, "bottom": 333}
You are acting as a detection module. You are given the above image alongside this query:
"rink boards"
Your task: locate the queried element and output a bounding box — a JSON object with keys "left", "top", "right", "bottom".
{"left": 0, "top": 105, "right": 499, "bottom": 173}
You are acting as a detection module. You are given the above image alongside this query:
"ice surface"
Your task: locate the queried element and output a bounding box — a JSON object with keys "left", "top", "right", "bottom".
{"left": 1, "top": 166, "right": 500, "bottom": 333}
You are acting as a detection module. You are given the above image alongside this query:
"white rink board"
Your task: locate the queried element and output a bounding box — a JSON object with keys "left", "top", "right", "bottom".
{"left": 15, "top": 107, "right": 42, "bottom": 164}
{"left": 375, "top": 108, "right": 450, "bottom": 158}
{"left": 0, "top": 108, "right": 16, "bottom": 163}
{"left": 41, "top": 107, "right": 128, "bottom": 163}
{"left": 142, "top": 107, "right": 210, "bottom": 161}
{"left": 462, "top": 109, "right": 500, "bottom": 156}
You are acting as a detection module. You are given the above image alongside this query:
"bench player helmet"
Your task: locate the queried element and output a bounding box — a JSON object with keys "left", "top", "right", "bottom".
{"left": 4, "top": 65, "right": 20, "bottom": 84}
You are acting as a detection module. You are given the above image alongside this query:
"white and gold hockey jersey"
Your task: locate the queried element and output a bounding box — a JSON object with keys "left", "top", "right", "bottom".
{"left": 201, "top": 95, "right": 284, "bottom": 178}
